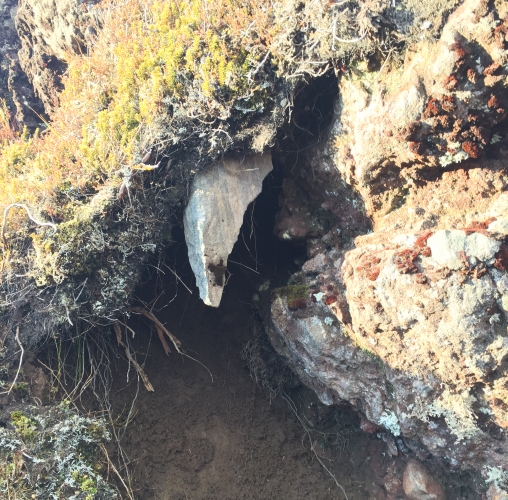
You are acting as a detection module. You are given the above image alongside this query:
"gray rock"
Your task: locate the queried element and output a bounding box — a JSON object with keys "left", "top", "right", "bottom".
{"left": 489, "top": 218, "right": 508, "bottom": 239}
{"left": 466, "top": 233, "right": 501, "bottom": 263}
{"left": 184, "top": 153, "right": 272, "bottom": 307}
{"left": 427, "top": 230, "right": 467, "bottom": 270}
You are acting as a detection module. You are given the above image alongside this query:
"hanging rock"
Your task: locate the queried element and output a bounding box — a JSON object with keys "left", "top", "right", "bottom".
{"left": 184, "top": 153, "right": 273, "bottom": 307}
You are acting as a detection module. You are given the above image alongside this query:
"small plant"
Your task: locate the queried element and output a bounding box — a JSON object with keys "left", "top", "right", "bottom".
{"left": 10, "top": 411, "right": 37, "bottom": 441}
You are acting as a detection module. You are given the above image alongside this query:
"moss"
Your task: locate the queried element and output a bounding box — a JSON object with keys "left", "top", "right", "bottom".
{"left": 273, "top": 284, "right": 309, "bottom": 311}
{"left": 10, "top": 411, "right": 37, "bottom": 441}
{"left": 360, "top": 347, "right": 384, "bottom": 369}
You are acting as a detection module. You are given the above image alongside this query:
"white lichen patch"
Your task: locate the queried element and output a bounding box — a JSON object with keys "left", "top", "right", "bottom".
{"left": 485, "top": 466, "right": 508, "bottom": 488}
{"left": 379, "top": 410, "right": 401, "bottom": 436}
{"left": 428, "top": 388, "right": 478, "bottom": 442}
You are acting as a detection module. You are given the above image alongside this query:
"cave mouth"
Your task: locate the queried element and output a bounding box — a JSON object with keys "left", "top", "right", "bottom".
{"left": 94, "top": 169, "right": 382, "bottom": 500}
{"left": 41, "top": 73, "right": 480, "bottom": 499}
{"left": 93, "top": 163, "right": 482, "bottom": 500}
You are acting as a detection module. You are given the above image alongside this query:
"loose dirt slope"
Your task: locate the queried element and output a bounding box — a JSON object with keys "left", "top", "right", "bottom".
{"left": 106, "top": 256, "right": 375, "bottom": 500}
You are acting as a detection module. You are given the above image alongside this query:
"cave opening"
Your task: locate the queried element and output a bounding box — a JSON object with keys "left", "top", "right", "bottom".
{"left": 37, "top": 72, "right": 480, "bottom": 499}
{"left": 100, "top": 164, "right": 379, "bottom": 500}
{"left": 89, "top": 72, "right": 384, "bottom": 499}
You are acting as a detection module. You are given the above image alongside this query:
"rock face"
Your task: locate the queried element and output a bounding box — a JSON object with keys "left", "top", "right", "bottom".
{"left": 184, "top": 153, "right": 272, "bottom": 307}
{"left": 488, "top": 484, "right": 508, "bottom": 500}
{"left": 15, "top": 0, "right": 99, "bottom": 114}
{"left": 0, "top": 0, "right": 45, "bottom": 129}
{"left": 331, "top": 0, "right": 508, "bottom": 221}
{"left": 267, "top": 0, "right": 508, "bottom": 488}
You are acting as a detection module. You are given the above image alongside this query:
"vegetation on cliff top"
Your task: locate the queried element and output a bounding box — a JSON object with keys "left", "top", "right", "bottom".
{"left": 0, "top": 0, "right": 456, "bottom": 340}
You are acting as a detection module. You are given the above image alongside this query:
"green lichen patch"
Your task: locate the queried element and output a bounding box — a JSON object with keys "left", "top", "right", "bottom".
{"left": 10, "top": 411, "right": 37, "bottom": 441}
{"left": 272, "top": 284, "right": 310, "bottom": 311}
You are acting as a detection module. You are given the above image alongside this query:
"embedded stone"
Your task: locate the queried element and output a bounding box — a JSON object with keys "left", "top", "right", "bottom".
{"left": 427, "top": 230, "right": 467, "bottom": 270}
{"left": 489, "top": 218, "right": 508, "bottom": 238}
{"left": 403, "top": 460, "right": 445, "bottom": 500}
{"left": 465, "top": 232, "right": 501, "bottom": 262}
{"left": 427, "top": 229, "right": 500, "bottom": 269}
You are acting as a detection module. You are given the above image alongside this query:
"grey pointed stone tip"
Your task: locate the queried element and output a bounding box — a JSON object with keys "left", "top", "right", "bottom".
{"left": 184, "top": 152, "right": 273, "bottom": 307}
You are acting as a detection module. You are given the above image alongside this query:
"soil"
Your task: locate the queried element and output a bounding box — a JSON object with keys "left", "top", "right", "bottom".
{"left": 100, "top": 259, "right": 481, "bottom": 500}
{"left": 106, "top": 274, "right": 371, "bottom": 500}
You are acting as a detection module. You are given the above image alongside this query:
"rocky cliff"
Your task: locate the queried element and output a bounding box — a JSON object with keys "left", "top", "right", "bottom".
{"left": 0, "top": 0, "right": 507, "bottom": 497}
{"left": 266, "top": 0, "right": 508, "bottom": 493}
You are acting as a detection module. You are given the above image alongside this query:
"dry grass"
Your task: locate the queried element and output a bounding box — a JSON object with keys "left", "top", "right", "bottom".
{"left": 0, "top": 0, "right": 381, "bottom": 248}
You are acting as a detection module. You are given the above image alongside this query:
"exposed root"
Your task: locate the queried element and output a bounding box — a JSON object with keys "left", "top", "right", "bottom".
{"left": 282, "top": 391, "right": 349, "bottom": 500}
{"left": 129, "top": 306, "right": 182, "bottom": 354}
{"left": 155, "top": 324, "right": 171, "bottom": 356}
{"left": 113, "top": 322, "right": 154, "bottom": 392}
{"left": 129, "top": 307, "right": 215, "bottom": 382}
{"left": 1, "top": 203, "right": 57, "bottom": 248}
{"left": 101, "top": 444, "right": 135, "bottom": 500}
{"left": 3, "top": 327, "right": 24, "bottom": 395}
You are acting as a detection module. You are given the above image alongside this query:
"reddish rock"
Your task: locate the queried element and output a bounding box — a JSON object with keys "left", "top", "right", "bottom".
{"left": 360, "top": 417, "right": 379, "bottom": 433}
{"left": 487, "top": 484, "right": 508, "bottom": 500}
{"left": 384, "top": 473, "right": 404, "bottom": 496}
{"left": 403, "top": 460, "right": 445, "bottom": 500}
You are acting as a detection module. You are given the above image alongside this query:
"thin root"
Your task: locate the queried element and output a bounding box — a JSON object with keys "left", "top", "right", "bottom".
{"left": 114, "top": 322, "right": 154, "bottom": 392}
{"left": 129, "top": 307, "right": 182, "bottom": 354}
{"left": 128, "top": 307, "right": 214, "bottom": 382}
{"left": 6, "top": 327, "right": 24, "bottom": 395}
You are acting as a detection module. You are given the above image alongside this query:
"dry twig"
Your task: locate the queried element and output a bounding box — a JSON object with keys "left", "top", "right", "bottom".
{"left": 129, "top": 307, "right": 214, "bottom": 382}
{"left": 113, "top": 322, "right": 154, "bottom": 392}
{"left": 129, "top": 306, "right": 182, "bottom": 354}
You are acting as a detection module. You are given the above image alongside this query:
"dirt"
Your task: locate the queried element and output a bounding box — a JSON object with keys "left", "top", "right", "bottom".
{"left": 101, "top": 264, "right": 481, "bottom": 500}
{"left": 104, "top": 267, "right": 374, "bottom": 500}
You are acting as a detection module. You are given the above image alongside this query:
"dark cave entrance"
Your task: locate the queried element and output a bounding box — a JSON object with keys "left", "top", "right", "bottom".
{"left": 90, "top": 72, "right": 478, "bottom": 500}
{"left": 105, "top": 165, "right": 378, "bottom": 500}
{"left": 98, "top": 72, "right": 385, "bottom": 500}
